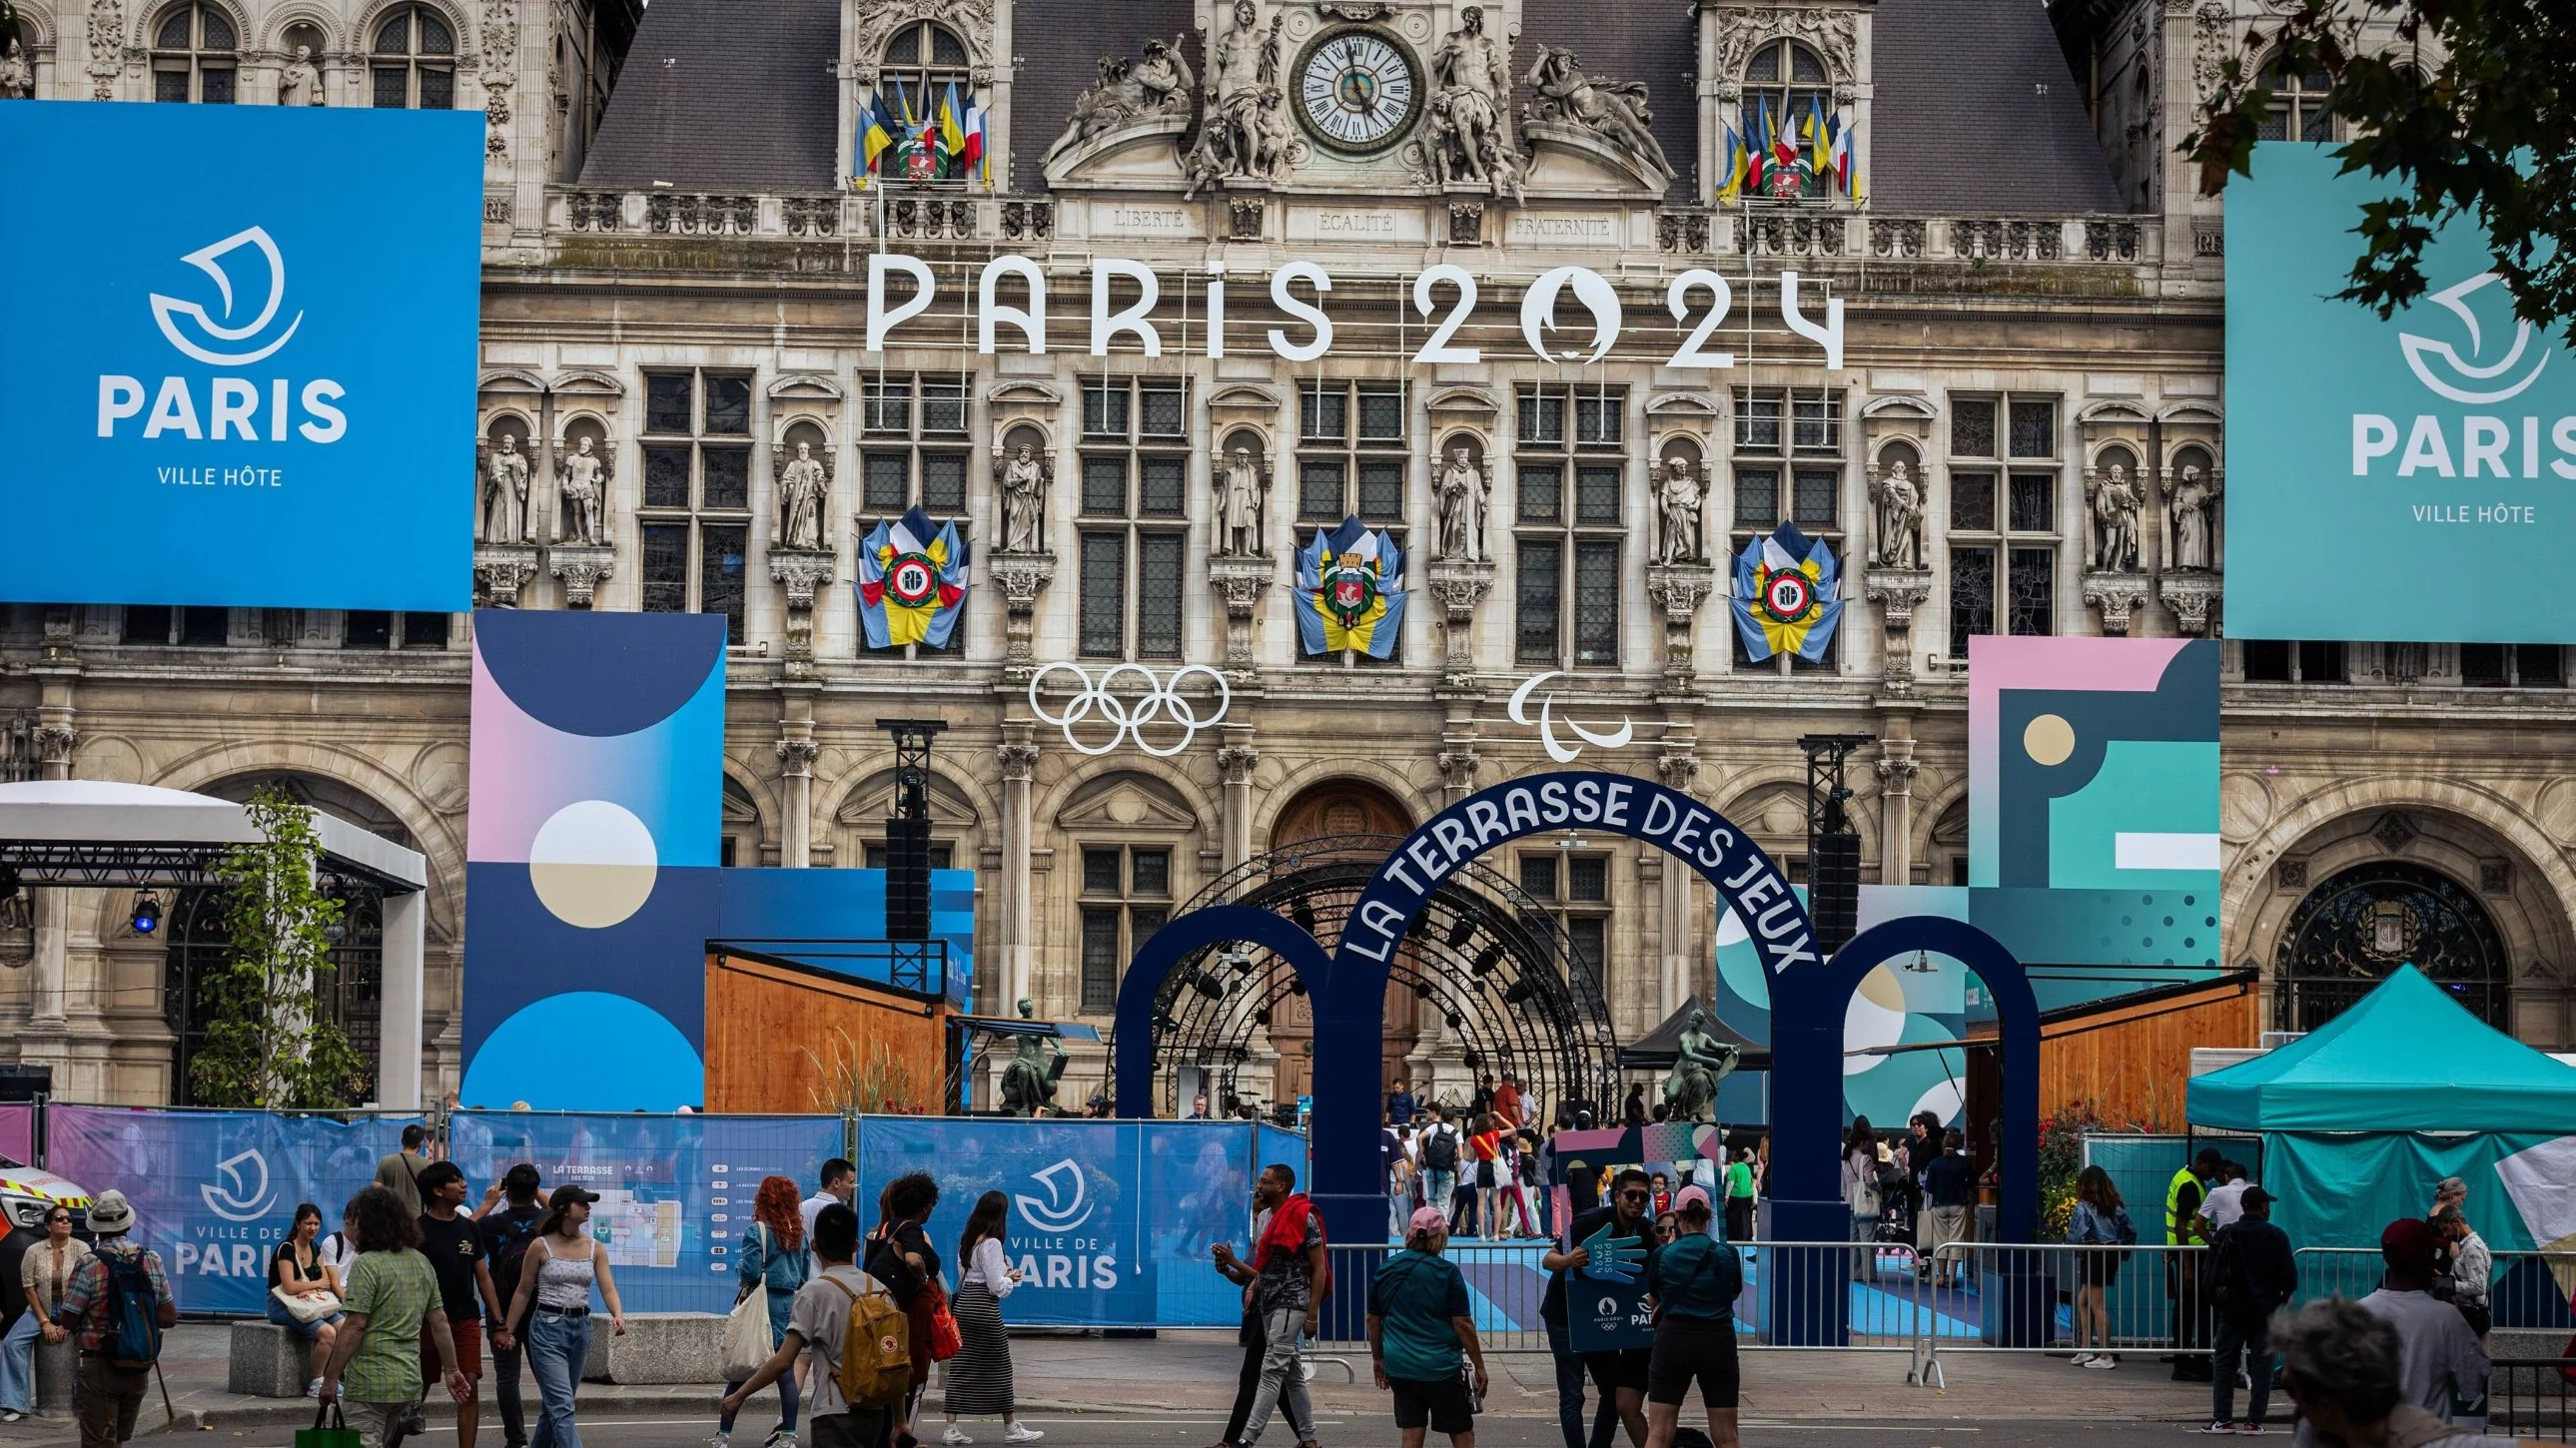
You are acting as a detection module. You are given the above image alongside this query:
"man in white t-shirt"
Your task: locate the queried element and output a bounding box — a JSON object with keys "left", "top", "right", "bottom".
{"left": 723, "top": 1203, "right": 881, "bottom": 1448}
{"left": 2200, "top": 1160, "right": 2252, "bottom": 1233}
{"left": 801, "top": 1157, "right": 856, "bottom": 1242}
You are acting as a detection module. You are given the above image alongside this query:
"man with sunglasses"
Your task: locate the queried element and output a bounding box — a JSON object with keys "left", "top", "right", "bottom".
{"left": 1540, "top": 1167, "right": 1655, "bottom": 1448}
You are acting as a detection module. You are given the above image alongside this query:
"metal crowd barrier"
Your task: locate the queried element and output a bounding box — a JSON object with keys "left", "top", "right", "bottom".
{"left": 2292, "top": 1245, "right": 2576, "bottom": 1325}
{"left": 1918, "top": 1241, "right": 2213, "bottom": 1385}
{"left": 2492, "top": 1359, "right": 2576, "bottom": 1443}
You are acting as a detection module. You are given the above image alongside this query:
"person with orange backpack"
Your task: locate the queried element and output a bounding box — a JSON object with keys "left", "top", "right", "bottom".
{"left": 724, "top": 1204, "right": 911, "bottom": 1448}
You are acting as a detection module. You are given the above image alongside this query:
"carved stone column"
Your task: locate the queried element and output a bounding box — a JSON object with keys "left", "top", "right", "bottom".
{"left": 1217, "top": 725, "right": 1259, "bottom": 872}
{"left": 27, "top": 650, "right": 78, "bottom": 1034}
{"left": 768, "top": 548, "right": 838, "bottom": 677}
{"left": 1876, "top": 743, "right": 1919, "bottom": 888}
{"left": 988, "top": 555, "right": 1058, "bottom": 683}
{"left": 2157, "top": 573, "right": 2221, "bottom": 637}
{"left": 1655, "top": 751, "right": 1700, "bottom": 1014}
{"left": 998, "top": 725, "right": 1040, "bottom": 1011}
{"left": 549, "top": 544, "right": 614, "bottom": 608}
{"left": 1643, "top": 562, "right": 1718, "bottom": 692}
{"left": 775, "top": 735, "right": 819, "bottom": 868}
{"left": 1424, "top": 558, "right": 1495, "bottom": 691}
{"left": 1864, "top": 567, "right": 1935, "bottom": 694}
{"left": 473, "top": 544, "right": 539, "bottom": 607}
{"left": 1436, "top": 745, "right": 1480, "bottom": 805}
{"left": 1207, "top": 555, "right": 1275, "bottom": 677}
{"left": 2084, "top": 571, "right": 2151, "bottom": 637}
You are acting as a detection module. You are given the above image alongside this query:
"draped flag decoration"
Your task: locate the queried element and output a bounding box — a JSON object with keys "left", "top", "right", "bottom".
{"left": 858, "top": 506, "right": 969, "bottom": 648}
{"left": 1295, "top": 516, "right": 1407, "bottom": 658}
{"left": 1717, "top": 117, "right": 1747, "bottom": 203}
{"left": 1731, "top": 522, "right": 1843, "bottom": 662}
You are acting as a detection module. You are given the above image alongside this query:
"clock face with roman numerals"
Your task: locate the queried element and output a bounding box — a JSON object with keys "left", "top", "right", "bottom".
{"left": 1294, "top": 27, "right": 1419, "bottom": 154}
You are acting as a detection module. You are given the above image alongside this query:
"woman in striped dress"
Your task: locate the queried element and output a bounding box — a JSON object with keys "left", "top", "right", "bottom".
{"left": 941, "top": 1191, "right": 1037, "bottom": 1445}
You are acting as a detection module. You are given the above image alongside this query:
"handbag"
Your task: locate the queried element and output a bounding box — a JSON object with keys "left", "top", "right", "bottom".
{"left": 922, "top": 1279, "right": 962, "bottom": 1362}
{"left": 273, "top": 1286, "right": 343, "bottom": 1324}
{"left": 295, "top": 1403, "right": 361, "bottom": 1448}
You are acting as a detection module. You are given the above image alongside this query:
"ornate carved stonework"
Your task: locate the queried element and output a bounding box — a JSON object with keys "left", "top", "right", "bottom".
{"left": 1865, "top": 566, "right": 1936, "bottom": 694}
{"left": 1424, "top": 557, "right": 1494, "bottom": 689}
{"left": 2083, "top": 570, "right": 2151, "bottom": 637}
{"left": 1708, "top": 7, "right": 1858, "bottom": 95}
{"left": 1217, "top": 743, "right": 1261, "bottom": 787}
{"left": 548, "top": 543, "right": 614, "bottom": 608}
{"left": 2157, "top": 572, "right": 2221, "bottom": 637}
{"left": 768, "top": 547, "right": 837, "bottom": 675}
{"left": 988, "top": 554, "right": 1059, "bottom": 679}
{"left": 1643, "top": 560, "right": 1716, "bottom": 689}
{"left": 473, "top": 544, "right": 539, "bottom": 607}
{"left": 1656, "top": 751, "right": 1699, "bottom": 792}
{"left": 2192, "top": 2, "right": 2234, "bottom": 100}
{"left": 852, "top": 0, "right": 996, "bottom": 87}
{"left": 1436, "top": 748, "right": 1480, "bottom": 794}
{"left": 33, "top": 725, "right": 79, "bottom": 769}
{"left": 1520, "top": 47, "right": 1671, "bottom": 183}
{"left": 774, "top": 737, "right": 820, "bottom": 776}
{"left": 1207, "top": 555, "right": 1275, "bottom": 674}
{"left": 997, "top": 740, "right": 1041, "bottom": 781}
{"left": 87, "top": 0, "right": 123, "bottom": 99}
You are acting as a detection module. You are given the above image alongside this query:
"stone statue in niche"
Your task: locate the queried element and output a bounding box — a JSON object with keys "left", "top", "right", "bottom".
{"left": 277, "top": 44, "right": 323, "bottom": 106}
{"left": 2170, "top": 463, "right": 2221, "bottom": 571}
{"left": 477, "top": 431, "right": 531, "bottom": 544}
{"left": 1522, "top": 46, "right": 1670, "bottom": 178}
{"left": 557, "top": 434, "right": 608, "bottom": 546}
{"left": 2087, "top": 462, "right": 2142, "bottom": 571}
{"left": 773, "top": 440, "right": 829, "bottom": 551}
{"left": 1872, "top": 458, "right": 1924, "bottom": 569}
{"left": 994, "top": 439, "right": 1052, "bottom": 555}
{"left": 1056, "top": 35, "right": 1195, "bottom": 149}
{"left": 1426, "top": 6, "right": 1521, "bottom": 198}
{"left": 1653, "top": 455, "right": 1705, "bottom": 564}
{"left": 1213, "top": 444, "right": 1271, "bottom": 557}
{"left": 1435, "top": 445, "right": 1490, "bottom": 562}
{"left": 0, "top": 38, "right": 35, "bottom": 99}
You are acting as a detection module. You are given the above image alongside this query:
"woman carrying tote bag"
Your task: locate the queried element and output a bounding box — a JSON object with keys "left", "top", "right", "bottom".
{"left": 716, "top": 1176, "right": 812, "bottom": 1448}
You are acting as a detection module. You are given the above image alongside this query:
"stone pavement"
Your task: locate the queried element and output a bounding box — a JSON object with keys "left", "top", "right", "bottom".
{"left": 0, "top": 1324, "right": 2216, "bottom": 1446}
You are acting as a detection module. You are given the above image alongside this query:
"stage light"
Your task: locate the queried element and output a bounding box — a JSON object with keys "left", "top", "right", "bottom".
{"left": 1290, "top": 898, "right": 1316, "bottom": 934}
{"left": 1444, "top": 908, "right": 1478, "bottom": 950}
{"left": 1287, "top": 975, "right": 1306, "bottom": 997}
{"left": 1462, "top": 1049, "right": 1483, "bottom": 1072}
{"left": 1192, "top": 971, "right": 1227, "bottom": 1000}
{"left": 129, "top": 890, "right": 162, "bottom": 936}
{"left": 1903, "top": 950, "right": 1937, "bottom": 974}
{"left": 1254, "top": 1008, "right": 1273, "bottom": 1027}
{"left": 1503, "top": 978, "right": 1536, "bottom": 1006}
{"left": 1444, "top": 1012, "right": 1463, "bottom": 1030}
{"left": 1470, "top": 942, "right": 1504, "bottom": 977}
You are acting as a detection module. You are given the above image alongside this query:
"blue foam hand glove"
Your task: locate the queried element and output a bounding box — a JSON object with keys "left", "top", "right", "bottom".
{"left": 1576, "top": 1222, "right": 1646, "bottom": 1284}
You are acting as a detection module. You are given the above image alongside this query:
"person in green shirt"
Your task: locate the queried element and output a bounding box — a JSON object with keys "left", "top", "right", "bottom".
{"left": 1641, "top": 1188, "right": 1745, "bottom": 1448}
{"left": 1367, "top": 1207, "right": 1488, "bottom": 1448}
{"left": 320, "top": 1185, "right": 466, "bottom": 1448}
{"left": 1722, "top": 1148, "right": 1758, "bottom": 1245}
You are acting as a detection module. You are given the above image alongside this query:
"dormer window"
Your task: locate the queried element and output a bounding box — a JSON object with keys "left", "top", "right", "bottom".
{"left": 1740, "top": 39, "right": 1831, "bottom": 199}
{"left": 879, "top": 19, "right": 971, "bottom": 117}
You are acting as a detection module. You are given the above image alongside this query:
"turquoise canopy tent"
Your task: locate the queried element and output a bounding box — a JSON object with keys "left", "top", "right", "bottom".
{"left": 2186, "top": 966, "right": 2576, "bottom": 1327}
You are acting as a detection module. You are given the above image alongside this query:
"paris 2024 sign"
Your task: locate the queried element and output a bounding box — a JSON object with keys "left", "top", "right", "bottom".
{"left": 2226, "top": 143, "right": 2576, "bottom": 643}
{"left": 0, "top": 102, "right": 479, "bottom": 611}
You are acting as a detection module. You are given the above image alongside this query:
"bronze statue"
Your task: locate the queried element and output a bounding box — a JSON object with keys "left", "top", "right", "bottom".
{"left": 1660, "top": 1008, "right": 1740, "bottom": 1125}
{"left": 999, "top": 997, "right": 1071, "bottom": 1116}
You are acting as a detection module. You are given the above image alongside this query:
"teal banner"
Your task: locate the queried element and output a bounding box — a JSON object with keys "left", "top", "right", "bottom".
{"left": 2225, "top": 143, "right": 2576, "bottom": 642}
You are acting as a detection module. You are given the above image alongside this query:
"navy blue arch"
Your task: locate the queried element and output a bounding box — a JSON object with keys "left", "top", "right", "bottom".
{"left": 1112, "top": 904, "right": 1335, "bottom": 1119}
{"left": 1316, "top": 771, "right": 1815, "bottom": 1204}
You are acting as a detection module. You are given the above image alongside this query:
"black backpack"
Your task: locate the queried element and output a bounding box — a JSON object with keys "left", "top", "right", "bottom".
{"left": 485, "top": 1209, "right": 541, "bottom": 1298}
{"left": 1422, "top": 1128, "right": 1458, "bottom": 1172}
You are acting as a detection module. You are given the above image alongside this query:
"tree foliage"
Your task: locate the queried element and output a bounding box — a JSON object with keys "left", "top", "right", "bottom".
{"left": 191, "top": 787, "right": 370, "bottom": 1109}
{"left": 2185, "top": 1, "right": 2576, "bottom": 345}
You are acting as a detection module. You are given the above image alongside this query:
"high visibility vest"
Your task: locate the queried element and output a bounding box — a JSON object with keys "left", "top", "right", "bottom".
{"left": 2165, "top": 1165, "right": 2203, "bottom": 1244}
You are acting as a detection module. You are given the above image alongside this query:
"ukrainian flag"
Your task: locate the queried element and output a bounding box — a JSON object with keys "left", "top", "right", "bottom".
{"left": 858, "top": 90, "right": 896, "bottom": 179}
{"left": 1717, "top": 118, "right": 1746, "bottom": 203}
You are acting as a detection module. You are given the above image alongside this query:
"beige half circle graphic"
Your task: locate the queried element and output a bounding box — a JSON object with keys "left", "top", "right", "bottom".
{"left": 528, "top": 799, "right": 659, "bottom": 929}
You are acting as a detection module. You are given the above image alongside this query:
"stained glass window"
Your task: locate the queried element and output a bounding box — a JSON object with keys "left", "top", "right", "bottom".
{"left": 1948, "top": 545, "right": 1994, "bottom": 659}
{"left": 1137, "top": 535, "right": 1185, "bottom": 660}
{"left": 2006, "top": 546, "right": 2055, "bottom": 635}
{"left": 1078, "top": 531, "right": 1125, "bottom": 658}
{"left": 1573, "top": 540, "right": 1620, "bottom": 667}
{"left": 1516, "top": 539, "right": 1562, "bottom": 666}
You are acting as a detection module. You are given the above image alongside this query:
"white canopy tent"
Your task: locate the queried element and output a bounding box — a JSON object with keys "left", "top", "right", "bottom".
{"left": 0, "top": 780, "right": 429, "bottom": 1107}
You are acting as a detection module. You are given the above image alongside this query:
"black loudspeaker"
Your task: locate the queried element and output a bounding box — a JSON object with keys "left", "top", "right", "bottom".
{"left": 0, "top": 1064, "right": 52, "bottom": 1103}
{"left": 1809, "top": 833, "right": 1862, "bottom": 956}
{"left": 885, "top": 816, "right": 932, "bottom": 941}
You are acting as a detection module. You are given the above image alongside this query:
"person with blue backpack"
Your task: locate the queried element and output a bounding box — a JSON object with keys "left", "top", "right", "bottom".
{"left": 47, "top": 1189, "right": 175, "bottom": 1448}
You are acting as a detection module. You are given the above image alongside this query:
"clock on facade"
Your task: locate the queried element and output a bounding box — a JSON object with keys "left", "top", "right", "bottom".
{"left": 1294, "top": 26, "right": 1420, "bottom": 154}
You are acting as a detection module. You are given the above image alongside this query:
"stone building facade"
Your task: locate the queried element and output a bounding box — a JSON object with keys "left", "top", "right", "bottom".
{"left": 1, "top": 0, "right": 2567, "bottom": 1110}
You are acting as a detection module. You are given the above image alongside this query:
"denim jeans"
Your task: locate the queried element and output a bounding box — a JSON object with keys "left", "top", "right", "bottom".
{"left": 524, "top": 1311, "right": 591, "bottom": 1448}
{"left": 489, "top": 1331, "right": 527, "bottom": 1446}
{"left": 1422, "top": 1169, "right": 1456, "bottom": 1226}
{"left": 0, "top": 1312, "right": 37, "bottom": 1413}
{"left": 1543, "top": 1317, "right": 1618, "bottom": 1448}
{"left": 2211, "top": 1314, "right": 2272, "bottom": 1427}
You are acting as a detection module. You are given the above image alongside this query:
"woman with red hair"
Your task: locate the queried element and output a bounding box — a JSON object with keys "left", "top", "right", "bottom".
{"left": 716, "top": 1175, "right": 811, "bottom": 1448}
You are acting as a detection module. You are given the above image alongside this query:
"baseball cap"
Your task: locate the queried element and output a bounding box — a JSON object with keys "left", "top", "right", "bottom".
{"left": 2239, "top": 1186, "right": 2274, "bottom": 1211}
{"left": 1673, "top": 1185, "right": 1713, "bottom": 1214}
{"left": 1407, "top": 1205, "right": 1450, "bottom": 1237}
{"left": 2380, "top": 1216, "right": 2439, "bottom": 1267}
{"left": 547, "top": 1184, "right": 602, "bottom": 1209}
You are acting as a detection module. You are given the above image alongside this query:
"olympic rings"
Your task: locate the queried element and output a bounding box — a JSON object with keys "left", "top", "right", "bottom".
{"left": 1028, "top": 662, "right": 1233, "bottom": 758}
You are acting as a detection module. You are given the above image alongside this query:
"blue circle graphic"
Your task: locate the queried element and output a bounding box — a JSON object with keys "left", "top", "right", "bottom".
{"left": 460, "top": 992, "right": 703, "bottom": 1111}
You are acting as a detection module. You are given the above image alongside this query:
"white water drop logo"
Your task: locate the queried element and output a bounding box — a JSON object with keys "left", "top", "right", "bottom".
{"left": 1013, "top": 1158, "right": 1094, "bottom": 1233}
{"left": 1519, "top": 267, "right": 1622, "bottom": 364}
{"left": 1506, "top": 672, "right": 1634, "bottom": 765}
{"left": 200, "top": 1148, "right": 276, "bottom": 1223}
{"left": 150, "top": 227, "right": 305, "bottom": 366}
{"left": 2398, "top": 272, "right": 2549, "bottom": 404}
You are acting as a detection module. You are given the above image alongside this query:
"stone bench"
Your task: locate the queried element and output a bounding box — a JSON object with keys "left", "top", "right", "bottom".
{"left": 578, "top": 1311, "right": 729, "bottom": 1385}
{"left": 229, "top": 1320, "right": 318, "bottom": 1398}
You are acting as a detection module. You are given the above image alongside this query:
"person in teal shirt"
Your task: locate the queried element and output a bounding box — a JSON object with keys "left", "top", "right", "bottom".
{"left": 1367, "top": 1207, "right": 1488, "bottom": 1448}
{"left": 1641, "top": 1188, "right": 1745, "bottom": 1448}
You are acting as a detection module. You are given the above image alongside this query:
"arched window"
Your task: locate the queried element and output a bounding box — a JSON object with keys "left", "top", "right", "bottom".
{"left": 2255, "top": 56, "right": 2332, "bottom": 141}
{"left": 877, "top": 19, "right": 970, "bottom": 125}
{"left": 151, "top": 2, "right": 237, "bottom": 103}
{"left": 371, "top": 3, "right": 454, "bottom": 109}
{"left": 1739, "top": 39, "right": 1830, "bottom": 199}
{"left": 2274, "top": 860, "right": 2507, "bottom": 1032}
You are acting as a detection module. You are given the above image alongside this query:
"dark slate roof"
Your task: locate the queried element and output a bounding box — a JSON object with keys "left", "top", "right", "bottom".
{"left": 580, "top": 0, "right": 840, "bottom": 191}
{"left": 1873, "top": 0, "right": 2121, "bottom": 212}
{"left": 1518, "top": 0, "right": 1697, "bottom": 201}
{"left": 1009, "top": 0, "right": 1198, "bottom": 192}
